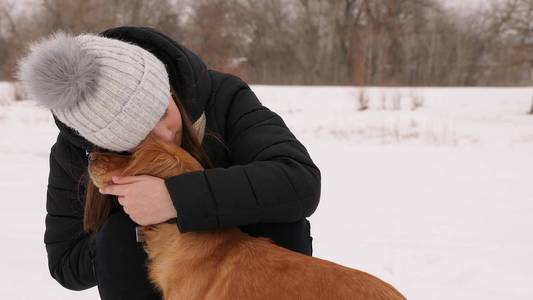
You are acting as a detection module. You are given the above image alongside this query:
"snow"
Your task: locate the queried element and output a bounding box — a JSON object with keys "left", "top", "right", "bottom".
{"left": 1, "top": 82, "right": 532, "bottom": 299}
{"left": 0, "top": 81, "right": 18, "bottom": 106}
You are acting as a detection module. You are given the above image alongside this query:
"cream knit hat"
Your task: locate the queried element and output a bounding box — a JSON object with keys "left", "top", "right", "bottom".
{"left": 16, "top": 30, "right": 171, "bottom": 152}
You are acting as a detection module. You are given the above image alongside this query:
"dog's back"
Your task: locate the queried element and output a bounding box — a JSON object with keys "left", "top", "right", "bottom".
{"left": 212, "top": 230, "right": 404, "bottom": 299}
{"left": 143, "top": 226, "right": 405, "bottom": 300}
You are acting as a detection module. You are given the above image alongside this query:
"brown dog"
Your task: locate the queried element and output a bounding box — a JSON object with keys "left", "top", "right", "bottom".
{"left": 88, "top": 135, "right": 406, "bottom": 300}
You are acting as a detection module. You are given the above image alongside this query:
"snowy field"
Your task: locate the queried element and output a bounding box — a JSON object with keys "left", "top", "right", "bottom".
{"left": 1, "top": 83, "right": 532, "bottom": 299}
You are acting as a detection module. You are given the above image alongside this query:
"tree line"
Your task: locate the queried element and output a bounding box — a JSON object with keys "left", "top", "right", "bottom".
{"left": 1, "top": 0, "right": 533, "bottom": 86}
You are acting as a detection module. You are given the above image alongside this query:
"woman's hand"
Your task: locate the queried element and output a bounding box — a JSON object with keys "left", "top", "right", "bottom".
{"left": 99, "top": 175, "right": 177, "bottom": 226}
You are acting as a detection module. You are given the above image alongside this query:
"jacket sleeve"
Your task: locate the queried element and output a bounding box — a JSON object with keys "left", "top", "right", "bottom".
{"left": 44, "top": 134, "right": 97, "bottom": 291}
{"left": 164, "top": 75, "right": 321, "bottom": 232}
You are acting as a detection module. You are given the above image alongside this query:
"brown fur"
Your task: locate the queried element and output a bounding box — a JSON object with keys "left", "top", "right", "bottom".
{"left": 88, "top": 134, "right": 406, "bottom": 300}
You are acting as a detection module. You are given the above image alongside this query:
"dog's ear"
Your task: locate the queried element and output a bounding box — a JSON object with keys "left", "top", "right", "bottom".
{"left": 173, "top": 147, "right": 204, "bottom": 172}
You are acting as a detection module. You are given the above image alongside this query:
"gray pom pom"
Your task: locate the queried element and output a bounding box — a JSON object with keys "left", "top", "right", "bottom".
{"left": 15, "top": 30, "right": 100, "bottom": 110}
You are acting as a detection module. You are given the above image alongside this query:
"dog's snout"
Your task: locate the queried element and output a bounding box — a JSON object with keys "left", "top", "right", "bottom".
{"left": 88, "top": 152, "right": 96, "bottom": 161}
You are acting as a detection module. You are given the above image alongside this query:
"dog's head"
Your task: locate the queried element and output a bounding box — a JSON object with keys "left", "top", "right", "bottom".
{"left": 88, "top": 133, "right": 204, "bottom": 187}
{"left": 87, "top": 152, "right": 130, "bottom": 188}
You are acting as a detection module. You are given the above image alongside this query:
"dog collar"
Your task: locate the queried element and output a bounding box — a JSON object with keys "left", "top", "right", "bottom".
{"left": 136, "top": 218, "right": 177, "bottom": 243}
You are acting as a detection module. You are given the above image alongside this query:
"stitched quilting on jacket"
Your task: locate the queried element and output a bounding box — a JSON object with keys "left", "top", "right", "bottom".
{"left": 44, "top": 26, "right": 321, "bottom": 293}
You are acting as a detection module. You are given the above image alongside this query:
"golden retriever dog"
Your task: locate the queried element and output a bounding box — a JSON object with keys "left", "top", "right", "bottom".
{"left": 87, "top": 134, "right": 406, "bottom": 300}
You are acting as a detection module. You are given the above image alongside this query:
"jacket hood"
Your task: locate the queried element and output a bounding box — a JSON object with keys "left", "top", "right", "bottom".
{"left": 53, "top": 26, "right": 212, "bottom": 152}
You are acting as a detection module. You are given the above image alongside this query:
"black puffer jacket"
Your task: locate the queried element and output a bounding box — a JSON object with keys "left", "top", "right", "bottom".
{"left": 44, "top": 26, "right": 321, "bottom": 298}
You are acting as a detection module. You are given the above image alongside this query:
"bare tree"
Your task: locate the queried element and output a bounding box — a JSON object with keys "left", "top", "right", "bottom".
{"left": 2, "top": 0, "right": 533, "bottom": 86}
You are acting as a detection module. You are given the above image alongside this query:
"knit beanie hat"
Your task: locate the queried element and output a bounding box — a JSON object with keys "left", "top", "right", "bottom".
{"left": 15, "top": 30, "right": 171, "bottom": 152}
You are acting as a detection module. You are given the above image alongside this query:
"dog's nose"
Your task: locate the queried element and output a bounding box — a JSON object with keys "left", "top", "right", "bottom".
{"left": 88, "top": 152, "right": 96, "bottom": 161}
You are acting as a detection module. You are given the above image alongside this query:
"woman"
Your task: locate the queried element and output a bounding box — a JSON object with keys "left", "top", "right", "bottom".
{"left": 17, "top": 26, "right": 321, "bottom": 299}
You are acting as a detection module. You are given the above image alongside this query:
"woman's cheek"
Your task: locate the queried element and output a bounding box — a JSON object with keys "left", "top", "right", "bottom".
{"left": 152, "top": 124, "right": 172, "bottom": 143}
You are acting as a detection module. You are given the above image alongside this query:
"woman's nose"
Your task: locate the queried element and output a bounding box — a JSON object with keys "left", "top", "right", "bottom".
{"left": 88, "top": 152, "right": 96, "bottom": 161}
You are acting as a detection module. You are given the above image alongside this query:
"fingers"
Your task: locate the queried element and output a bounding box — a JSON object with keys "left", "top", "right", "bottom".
{"left": 99, "top": 184, "right": 126, "bottom": 196}
{"left": 117, "top": 196, "right": 133, "bottom": 217}
{"left": 117, "top": 195, "right": 126, "bottom": 206}
{"left": 99, "top": 175, "right": 142, "bottom": 195}
{"left": 112, "top": 175, "right": 143, "bottom": 184}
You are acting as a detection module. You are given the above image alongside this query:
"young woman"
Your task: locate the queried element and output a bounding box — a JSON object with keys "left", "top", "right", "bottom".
{"left": 18, "top": 26, "right": 321, "bottom": 299}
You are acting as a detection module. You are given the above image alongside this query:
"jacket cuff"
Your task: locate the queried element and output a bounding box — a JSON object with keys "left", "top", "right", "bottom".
{"left": 163, "top": 170, "right": 219, "bottom": 232}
